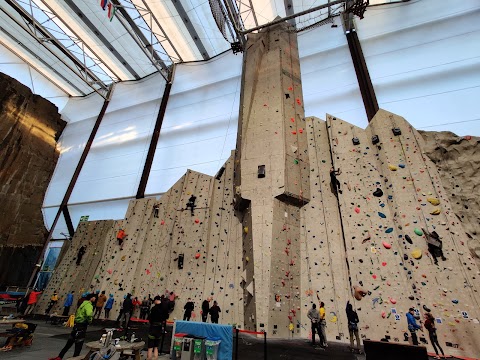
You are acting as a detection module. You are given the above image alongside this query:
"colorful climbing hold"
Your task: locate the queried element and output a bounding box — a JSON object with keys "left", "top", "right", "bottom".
{"left": 378, "top": 212, "right": 386, "bottom": 218}
{"left": 195, "top": 219, "right": 200, "bottom": 224}
{"left": 195, "top": 253, "right": 201, "bottom": 259}
{"left": 388, "top": 164, "right": 398, "bottom": 171}
{"left": 427, "top": 197, "right": 440, "bottom": 205}
{"left": 382, "top": 241, "right": 392, "bottom": 249}
{"left": 414, "top": 228, "right": 423, "bottom": 236}
{"left": 405, "top": 235, "right": 413, "bottom": 244}
{"left": 354, "top": 207, "right": 361, "bottom": 214}
{"left": 411, "top": 249, "right": 422, "bottom": 259}
{"left": 385, "top": 228, "right": 393, "bottom": 233}
{"left": 430, "top": 208, "right": 441, "bottom": 215}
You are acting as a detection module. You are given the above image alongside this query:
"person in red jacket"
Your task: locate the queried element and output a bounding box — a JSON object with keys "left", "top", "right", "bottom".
{"left": 117, "top": 229, "right": 127, "bottom": 250}
{"left": 24, "top": 289, "right": 42, "bottom": 315}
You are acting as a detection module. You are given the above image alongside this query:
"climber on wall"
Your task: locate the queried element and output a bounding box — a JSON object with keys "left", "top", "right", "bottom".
{"left": 186, "top": 195, "right": 197, "bottom": 216}
{"left": 406, "top": 307, "right": 422, "bottom": 345}
{"left": 45, "top": 291, "right": 59, "bottom": 315}
{"left": 183, "top": 298, "right": 195, "bottom": 321}
{"left": 422, "top": 228, "right": 447, "bottom": 265}
{"left": 76, "top": 246, "right": 86, "bottom": 266}
{"left": 116, "top": 228, "right": 127, "bottom": 250}
{"left": 330, "top": 167, "right": 342, "bottom": 195}
{"left": 307, "top": 303, "right": 321, "bottom": 346}
{"left": 24, "top": 289, "right": 42, "bottom": 315}
{"left": 153, "top": 203, "right": 159, "bottom": 218}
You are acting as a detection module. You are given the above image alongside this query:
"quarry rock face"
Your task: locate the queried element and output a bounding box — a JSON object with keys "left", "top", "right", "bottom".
{"left": 0, "top": 72, "right": 65, "bottom": 286}
{"left": 419, "top": 131, "right": 480, "bottom": 269}
{"left": 37, "top": 26, "right": 480, "bottom": 358}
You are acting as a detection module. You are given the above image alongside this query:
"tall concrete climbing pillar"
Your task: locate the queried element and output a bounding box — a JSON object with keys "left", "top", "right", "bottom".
{"left": 234, "top": 21, "right": 310, "bottom": 337}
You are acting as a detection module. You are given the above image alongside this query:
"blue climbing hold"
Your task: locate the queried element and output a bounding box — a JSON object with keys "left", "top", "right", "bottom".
{"left": 388, "top": 195, "right": 393, "bottom": 200}
{"left": 378, "top": 212, "right": 386, "bottom": 218}
{"left": 399, "top": 164, "right": 405, "bottom": 168}
{"left": 385, "top": 228, "right": 393, "bottom": 233}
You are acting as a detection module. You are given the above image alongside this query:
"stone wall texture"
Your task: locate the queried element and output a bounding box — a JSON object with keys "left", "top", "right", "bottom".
{"left": 0, "top": 72, "right": 65, "bottom": 286}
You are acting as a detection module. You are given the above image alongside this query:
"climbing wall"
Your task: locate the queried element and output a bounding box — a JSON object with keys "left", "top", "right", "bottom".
{"left": 37, "top": 220, "right": 114, "bottom": 314}
{"left": 235, "top": 22, "right": 310, "bottom": 337}
{"left": 299, "top": 116, "right": 351, "bottom": 341}
{"left": 320, "top": 110, "right": 480, "bottom": 357}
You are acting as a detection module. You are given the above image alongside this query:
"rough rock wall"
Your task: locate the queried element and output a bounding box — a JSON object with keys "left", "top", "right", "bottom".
{"left": 0, "top": 72, "right": 65, "bottom": 286}
{"left": 419, "top": 131, "right": 480, "bottom": 269}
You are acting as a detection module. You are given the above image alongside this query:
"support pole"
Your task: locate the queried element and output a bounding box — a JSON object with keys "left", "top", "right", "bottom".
{"left": 264, "top": 331, "right": 267, "bottom": 360}
{"left": 26, "top": 84, "right": 114, "bottom": 289}
{"left": 136, "top": 67, "right": 175, "bottom": 199}
{"left": 62, "top": 206, "right": 75, "bottom": 238}
{"left": 343, "top": 12, "right": 378, "bottom": 121}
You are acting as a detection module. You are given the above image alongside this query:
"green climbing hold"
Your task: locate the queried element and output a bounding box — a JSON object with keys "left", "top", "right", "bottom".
{"left": 414, "top": 228, "right": 423, "bottom": 236}
{"left": 294, "top": 159, "right": 299, "bottom": 164}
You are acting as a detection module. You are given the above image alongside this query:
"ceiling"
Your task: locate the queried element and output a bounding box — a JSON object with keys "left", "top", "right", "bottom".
{"left": 0, "top": 0, "right": 380, "bottom": 98}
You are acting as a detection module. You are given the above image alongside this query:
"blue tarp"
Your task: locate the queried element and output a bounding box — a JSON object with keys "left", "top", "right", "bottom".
{"left": 173, "top": 321, "right": 233, "bottom": 360}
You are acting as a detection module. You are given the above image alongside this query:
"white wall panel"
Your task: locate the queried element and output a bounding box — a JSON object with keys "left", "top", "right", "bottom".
{"left": 357, "top": 0, "right": 480, "bottom": 135}
{"left": 299, "top": 25, "right": 368, "bottom": 125}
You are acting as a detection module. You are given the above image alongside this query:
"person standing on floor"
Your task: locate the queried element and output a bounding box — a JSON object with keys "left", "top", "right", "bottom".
{"left": 119, "top": 294, "right": 133, "bottom": 329}
{"left": 183, "top": 298, "right": 194, "bottom": 321}
{"left": 307, "top": 303, "right": 321, "bottom": 346}
{"left": 62, "top": 291, "right": 75, "bottom": 316}
{"left": 24, "top": 289, "right": 42, "bottom": 315}
{"left": 94, "top": 291, "right": 107, "bottom": 319}
{"left": 346, "top": 301, "right": 361, "bottom": 352}
{"left": 104, "top": 294, "right": 114, "bottom": 319}
{"left": 140, "top": 297, "right": 150, "bottom": 320}
{"left": 147, "top": 296, "right": 163, "bottom": 360}
{"left": 318, "top": 301, "right": 327, "bottom": 348}
{"left": 48, "top": 293, "right": 96, "bottom": 360}
{"left": 424, "top": 312, "right": 444, "bottom": 359}
{"left": 201, "top": 299, "right": 210, "bottom": 323}
{"left": 209, "top": 301, "right": 221, "bottom": 324}
{"left": 406, "top": 308, "right": 422, "bottom": 345}
{"left": 46, "top": 291, "right": 59, "bottom": 315}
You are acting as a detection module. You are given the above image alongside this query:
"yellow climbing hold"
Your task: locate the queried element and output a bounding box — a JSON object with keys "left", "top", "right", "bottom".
{"left": 411, "top": 249, "right": 422, "bottom": 259}
{"left": 121, "top": 255, "right": 126, "bottom": 261}
{"left": 330, "top": 315, "right": 338, "bottom": 323}
{"left": 289, "top": 323, "right": 294, "bottom": 331}
{"left": 427, "top": 197, "right": 440, "bottom": 206}
{"left": 430, "top": 208, "right": 441, "bottom": 215}
{"left": 245, "top": 256, "right": 250, "bottom": 262}
{"left": 388, "top": 164, "right": 398, "bottom": 171}
{"left": 243, "top": 226, "right": 249, "bottom": 234}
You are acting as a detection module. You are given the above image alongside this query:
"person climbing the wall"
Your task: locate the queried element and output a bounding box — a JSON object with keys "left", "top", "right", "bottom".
{"left": 209, "top": 300, "right": 221, "bottom": 324}
{"left": 318, "top": 301, "right": 327, "bottom": 348}
{"left": 186, "top": 195, "right": 197, "bottom": 216}
{"left": 119, "top": 293, "right": 133, "bottom": 329}
{"left": 201, "top": 299, "right": 210, "bottom": 322}
{"left": 153, "top": 203, "right": 159, "bottom": 218}
{"left": 45, "top": 291, "right": 59, "bottom": 315}
{"left": 94, "top": 290, "right": 107, "bottom": 319}
{"left": 422, "top": 228, "right": 447, "bottom": 265}
{"left": 48, "top": 293, "right": 96, "bottom": 360}
{"left": 140, "top": 296, "right": 150, "bottom": 320}
{"left": 183, "top": 298, "right": 195, "bottom": 321}
{"left": 307, "top": 303, "right": 321, "bottom": 346}
{"left": 406, "top": 308, "right": 422, "bottom": 345}
{"left": 116, "top": 228, "right": 127, "bottom": 250}
{"left": 330, "top": 167, "right": 342, "bottom": 195}
{"left": 76, "top": 246, "right": 86, "bottom": 266}
{"left": 424, "top": 312, "right": 445, "bottom": 359}
{"left": 146, "top": 296, "right": 163, "bottom": 360}
{"left": 24, "top": 288, "right": 42, "bottom": 315}
{"left": 63, "top": 291, "right": 74, "bottom": 316}
{"left": 104, "top": 294, "right": 114, "bottom": 319}
{"left": 346, "top": 301, "right": 361, "bottom": 353}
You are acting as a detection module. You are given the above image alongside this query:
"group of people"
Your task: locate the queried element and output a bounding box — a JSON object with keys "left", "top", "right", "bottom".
{"left": 308, "top": 301, "right": 445, "bottom": 358}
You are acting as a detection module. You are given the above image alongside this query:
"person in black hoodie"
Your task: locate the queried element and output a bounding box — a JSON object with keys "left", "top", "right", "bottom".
{"left": 119, "top": 293, "right": 133, "bottom": 329}
{"left": 209, "top": 301, "right": 221, "bottom": 324}
{"left": 147, "top": 296, "right": 163, "bottom": 360}
{"left": 201, "top": 300, "right": 210, "bottom": 322}
{"left": 183, "top": 298, "right": 194, "bottom": 321}
{"left": 346, "top": 301, "right": 361, "bottom": 352}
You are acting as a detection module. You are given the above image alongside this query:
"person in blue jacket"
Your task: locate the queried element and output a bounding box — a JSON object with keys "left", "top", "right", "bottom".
{"left": 406, "top": 308, "right": 422, "bottom": 345}
{"left": 104, "top": 294, "right": 115, "bottom": 319}
{"left": 62, "top": 291, "right": 75, "bottom": 316}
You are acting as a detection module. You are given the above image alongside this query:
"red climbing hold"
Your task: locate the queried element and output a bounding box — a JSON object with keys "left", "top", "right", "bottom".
{"left": 296, "top": 98, "right": 301, "bottom": 105}
{"left": 288, "top": 86, "right": 293, "bottom": 91}
{"left": 354, "top": 207, "right": 360, "bottom": 214}
{"left": 291, "top": 131, "right": 297, "bottom": 135}
{"left": 372, "top": 274, "right": 377, "bottom": 279}
{"left": 299, "top": 128, "right": 303, "bottom": 133}
{"left": 195, "top": 253, "right": 201, "bottom": 259}
{"left": 160, "top": 220, "right": 165, "bottom": 225}
{"left": 290, "top": 118, "right": 295, "bottom": 122}
{"left": 195, "top": 219, "right": 200, "bottom": 224}
{"left": 382, "top": 262, "right": 387, "bottom": 266}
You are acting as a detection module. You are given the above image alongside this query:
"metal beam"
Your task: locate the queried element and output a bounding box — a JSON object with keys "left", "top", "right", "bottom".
{"left": 343, "top": 11, "right": 378, "bottom": 121}
{"left": 2, "top": 0, "right": 110, "bottom": 97}
{"left": 26, "top": 84, "right": 114, "bottom": 289}
{"left": 0, "top": 25, "right": 86, "bottom": 95}
{"left": 283, "top": 0, "right": 296, "bottom": 26}
{"left": 62, "top": 206, "right": 75, "bottom": 238}
{"left": 136, "top": 67, "right": 175, "bottom": 199}
{"left": 171, "top": 0, "right": 210, "bottom": 60}
{"left": 110, "top": 0, "right": 171, "bottom": 79}
{"left": 60, "top": 0, "right": 141, "bottom": 80}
